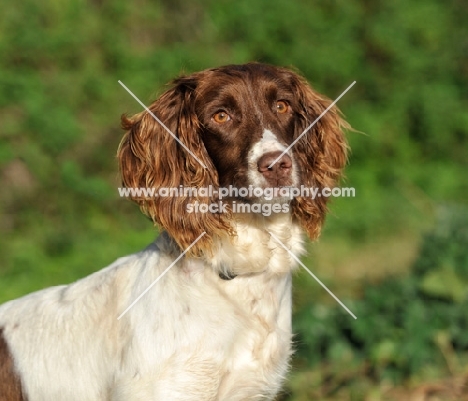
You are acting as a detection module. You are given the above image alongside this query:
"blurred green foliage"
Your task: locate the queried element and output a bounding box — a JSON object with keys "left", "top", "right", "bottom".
{"left": 0, "top": 0, "right": 467, "bottom": 397}
{"left": 293, "top": 206, "right": 468, "bottom": 395}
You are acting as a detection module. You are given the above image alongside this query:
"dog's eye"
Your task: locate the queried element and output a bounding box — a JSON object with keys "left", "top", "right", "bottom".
{"left": 212, "top": 111, "right": 231, "bottom": 124}
{"left": 276, "top": 100, "right": 289, "bottom": 114}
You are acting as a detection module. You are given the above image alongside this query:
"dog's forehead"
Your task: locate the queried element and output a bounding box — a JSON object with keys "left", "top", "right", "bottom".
{"left": 194, "top": 66, "right": 294, "bottom": 103}
{"left": 220, "top": 65, "right": 290, "bottom": 85}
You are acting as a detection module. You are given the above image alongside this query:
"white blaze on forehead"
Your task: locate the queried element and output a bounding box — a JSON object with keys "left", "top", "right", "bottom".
{"left": 250, "top": 129, "right": 286, "bottom": 159}
{"left": 260, "top": 129, "right": 279, "bottom": 144}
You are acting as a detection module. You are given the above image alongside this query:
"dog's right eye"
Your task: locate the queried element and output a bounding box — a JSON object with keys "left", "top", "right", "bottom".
{"left": 276, "top": 100, "right": 289, "bottom": 114}
{"left": 212, "top": 111, "right": 231, "bottom": 124}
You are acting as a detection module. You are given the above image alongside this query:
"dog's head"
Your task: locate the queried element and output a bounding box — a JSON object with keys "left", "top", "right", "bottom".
{"left": 118, "top": 63, "right": 349, "bottom": 255}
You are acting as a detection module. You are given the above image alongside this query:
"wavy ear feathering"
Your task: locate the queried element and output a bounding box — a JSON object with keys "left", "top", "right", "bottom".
{"left": 288, "top": 71, "right": 350, "bottom": 240}
{"left": 118, "top": 76, "right": 234, "bottom": 256}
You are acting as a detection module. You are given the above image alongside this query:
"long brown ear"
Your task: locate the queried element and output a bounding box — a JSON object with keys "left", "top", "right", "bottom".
{"left": 117, "top": 76, "right": 233, "bottom": 256}
{"left": 289, "top": 73, "right": 350, "bottom": 240}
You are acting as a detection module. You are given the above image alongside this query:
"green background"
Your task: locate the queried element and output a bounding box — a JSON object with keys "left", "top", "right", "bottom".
{"left": 1, "top": 0, "right": 467, "bottom": 399}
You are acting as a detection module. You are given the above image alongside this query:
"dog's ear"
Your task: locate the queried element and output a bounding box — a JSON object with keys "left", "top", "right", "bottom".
{"left": 118, "top": 75, "right": 233, "bottom": 256}
{"left": 288, "top": 72, "right": 350, "bottom": 240}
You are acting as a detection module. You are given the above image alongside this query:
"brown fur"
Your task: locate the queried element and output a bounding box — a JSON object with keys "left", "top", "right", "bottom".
{"left": 0, "top": 327, "right": 25, "bottom": 401}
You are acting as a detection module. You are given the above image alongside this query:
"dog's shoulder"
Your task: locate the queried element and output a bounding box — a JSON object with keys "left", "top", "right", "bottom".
{"left": 0, "top": 238, "right": 164, "bottom": 324}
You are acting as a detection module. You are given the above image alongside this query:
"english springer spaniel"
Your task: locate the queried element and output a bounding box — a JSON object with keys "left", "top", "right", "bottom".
{"left": 0, "top": 63, "right": 349, "bottom": 400}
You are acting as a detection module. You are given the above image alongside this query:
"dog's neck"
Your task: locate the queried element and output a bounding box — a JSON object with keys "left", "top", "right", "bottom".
{"left": 157, "top": 212, "right": 304, "bottom": 278}
{"left": 206, "top": 212, "right": 305, "bottom": 277}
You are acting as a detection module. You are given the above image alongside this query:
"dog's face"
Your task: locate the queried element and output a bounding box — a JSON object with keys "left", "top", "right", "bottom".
{"left": 118, "top": 63, "right": 349, "bottom": 254}
{"left": 194, "top": 64, "right": 299, "bottom": 193}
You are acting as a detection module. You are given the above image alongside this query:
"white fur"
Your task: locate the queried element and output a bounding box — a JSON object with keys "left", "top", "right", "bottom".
{"left": 0, "top": 216, "right": 304, "bottom": 400}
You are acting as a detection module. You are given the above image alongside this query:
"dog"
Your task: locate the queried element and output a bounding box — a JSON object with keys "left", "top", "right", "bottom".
{"left": 0, "top": 63, "right": 348, "bottom": 400}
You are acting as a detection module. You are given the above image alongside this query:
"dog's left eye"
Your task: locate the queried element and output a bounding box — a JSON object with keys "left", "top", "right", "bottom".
{"left": 212, "top": 111, "right": 231, "bottom": 124}
{"left": 276, "top": 100, "right": 289, "bottom": 114}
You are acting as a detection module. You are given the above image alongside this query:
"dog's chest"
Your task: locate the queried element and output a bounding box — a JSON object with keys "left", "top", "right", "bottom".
{"left": 171, "top": 268, "right": 293, "bottom": 399}
{"left": 219, "top": 275, "right": 293, "bottom": 398}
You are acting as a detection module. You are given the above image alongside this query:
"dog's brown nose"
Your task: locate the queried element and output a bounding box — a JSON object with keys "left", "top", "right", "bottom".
{"left": 257, "top": 151, "right": 292, "bottom": 186}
